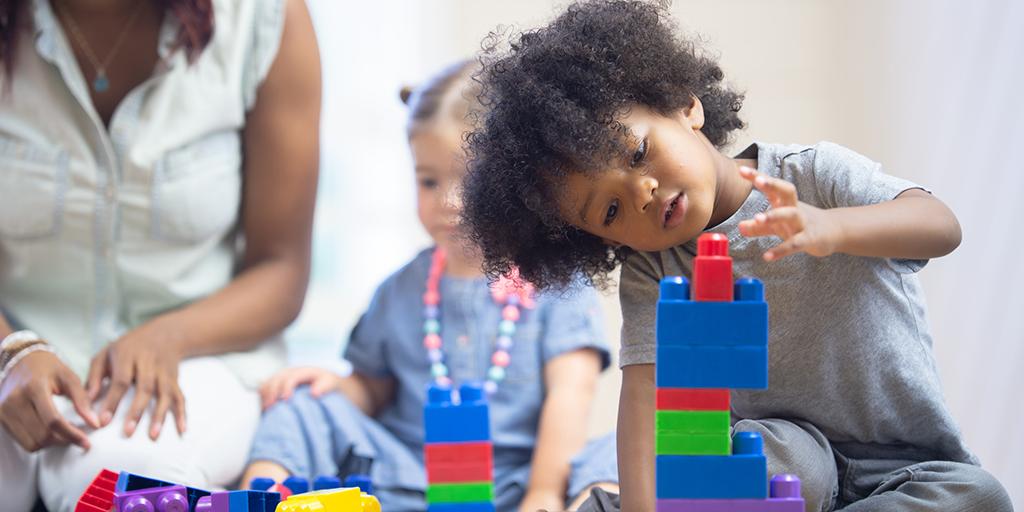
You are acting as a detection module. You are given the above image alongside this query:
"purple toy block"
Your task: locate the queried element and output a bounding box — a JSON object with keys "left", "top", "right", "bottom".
{"left": 114, "top": 485, "right": 189, "bottom": 512}
{"left": 770, "top": 474, "right": 802, "bottom": 499}
{"left": 655, "top": 498, "right": 803, "bottom": 512}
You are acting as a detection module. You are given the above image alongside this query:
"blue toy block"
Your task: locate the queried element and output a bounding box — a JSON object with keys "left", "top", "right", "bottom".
{"left": 115, "top": 471, "right": 210, "bottom": 510}
{"left": 656, "top": 300, "right": 767, "bottom": 348}
{"left": 660, "top": 276, "right": 690, "bottom": 301}
{"left": 655, "top": 498, "right": 802, "bottom": 512}
{"left": 656, "top": 345, "right": 767, "bottom": 389}
{"left": 249, "top": 477, "right": 275, "bottom": 491}
{"left": 314, "top": 475, "right": 342, "bottom": 490}
{"left": 226, "top": 490, "right": 281, "bottom": 512}
{"left": 427, "top": 502, "right": 497, "bottom": 512}
{"left": 424, "top": 383, "right": 491, "bottom": 443}
{"left": 655, "top": 454, "right": 767, "bottom": 499}
{"left": 343, "top": 474, "right": 374, "bottom": 494}
{"left": 282, "top": 475, "right": 310, "bottom": 494}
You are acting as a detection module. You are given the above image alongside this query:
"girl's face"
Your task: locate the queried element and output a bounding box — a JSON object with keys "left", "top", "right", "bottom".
{"left": 557, "top": 103, "right": 723, "bottom": 252}
{"left": 410, "top": 121, "right": 468, "bottom": 250}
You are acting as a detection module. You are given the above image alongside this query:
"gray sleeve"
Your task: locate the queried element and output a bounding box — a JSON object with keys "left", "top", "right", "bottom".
{"left": 811, "top": 142, "right": 929, "bottom": 273}
{"left": 811, "top": 142, "right": 927, "bottom": 209}
{"left": 617, "top": 252, "right": 664, "bottom": 367}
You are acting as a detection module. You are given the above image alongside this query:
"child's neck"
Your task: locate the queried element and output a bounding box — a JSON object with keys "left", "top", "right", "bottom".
{"left": 706, "top": 148, "right": 757, "bottom": 230}
{"left": 441, "top": 245, "right": 485, "bottom": 279}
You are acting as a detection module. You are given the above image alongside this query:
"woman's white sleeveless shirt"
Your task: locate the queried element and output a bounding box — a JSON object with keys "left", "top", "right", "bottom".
{"left": 0, "top": 0, "right": 288, "bottom": 387}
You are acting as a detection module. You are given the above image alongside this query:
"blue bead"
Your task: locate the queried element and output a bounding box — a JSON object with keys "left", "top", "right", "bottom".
{"left": 499, "top": 320, "right": 516, "bottom": 336}
{"left": 428, "top": 349, "right": 444, "bottom": 363}
{"left": 488, "top": 366, "right": 506, "bottom": 381}
{"left": 424, "top": 319, "right": 441, "bottom": 334}
{"left": 93, "top": 75, "right": 109, "bottom": 92}
{"left": 496, "top": 336, "right": 513, "bottom": 350}
{"left": 431, "top": 363, "right": 448, "bottom": 377}
{"left": 424, "top": 305, "right": 440, "bottom": 318}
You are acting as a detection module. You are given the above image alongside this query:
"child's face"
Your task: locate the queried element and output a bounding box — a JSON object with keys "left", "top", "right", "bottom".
{"left": 557, "top": 104, "right": 720, "bottom": 252}
{"left": 410, "top": 121, "right": 468, "bottom": 249}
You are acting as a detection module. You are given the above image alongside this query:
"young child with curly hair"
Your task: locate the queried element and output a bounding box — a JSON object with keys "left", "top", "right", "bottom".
{"left": 240, "top": 61, "right": 619, "bottom": 512}
{"left": 460, "top": 2, "right": 1012, "bottom": 511}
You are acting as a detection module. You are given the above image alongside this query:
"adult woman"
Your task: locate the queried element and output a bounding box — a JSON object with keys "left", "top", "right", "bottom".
{"left": 0, "top": 0, "right": 320, "bottom": 509}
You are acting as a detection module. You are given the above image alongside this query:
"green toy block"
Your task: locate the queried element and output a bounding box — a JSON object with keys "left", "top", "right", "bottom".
{"left": 655, "top": 410, "right": 730, "bottom": 434}
{"left": 656, "top": 432, "right": 731, "bottom": 455}
{"left": 426, "top": 482, "right": 494, "bottom": 504}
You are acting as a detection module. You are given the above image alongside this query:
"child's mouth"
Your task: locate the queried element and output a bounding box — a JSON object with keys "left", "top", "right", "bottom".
{"left": 663, "top": 192, "right": 686, "bottom": 229}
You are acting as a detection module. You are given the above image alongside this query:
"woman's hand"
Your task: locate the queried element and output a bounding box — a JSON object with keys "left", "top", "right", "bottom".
{"left": 737, "top": 167, "right": 843, "bottom": 261}
{"left": 259, "top": 366, "right": 343, "bottom": 410}
{"left": 0, "top": 350, "right": 100, "bottom": 452}
{"left": 86, "top": 317, "right": 187, "bottom": 441}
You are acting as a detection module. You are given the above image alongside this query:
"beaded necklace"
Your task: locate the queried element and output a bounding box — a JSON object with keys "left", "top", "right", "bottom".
{"left": 422, "top": 248, "right": 535, "bottom": 395}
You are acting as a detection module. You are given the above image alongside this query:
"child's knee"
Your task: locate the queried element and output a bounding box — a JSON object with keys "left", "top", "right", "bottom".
{"left": 927, "top": 463, "right": 1012, "bottom": 512}
{"left": 734, "top": 418, "right": 837, "bottom": 512}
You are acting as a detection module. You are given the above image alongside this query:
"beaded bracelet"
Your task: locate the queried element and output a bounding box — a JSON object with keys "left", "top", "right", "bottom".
{"left": 0, "top": 343, "right": 55, "bottom": 386}
{"left": 0, "top": 329, "right": 42, "bottom": 351}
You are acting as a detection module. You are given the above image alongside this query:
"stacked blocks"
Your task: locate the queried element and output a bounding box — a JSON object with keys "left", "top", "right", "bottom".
{"left": 424, "top": 382, "right": 495, "bottom": 512}
{"left": 655, "top": 233, "right": 804, "bottom": 512}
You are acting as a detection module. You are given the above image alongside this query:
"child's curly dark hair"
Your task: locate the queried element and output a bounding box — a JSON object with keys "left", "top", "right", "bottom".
{"left": 462, "top": 0, "right": 745, "bottom": 290}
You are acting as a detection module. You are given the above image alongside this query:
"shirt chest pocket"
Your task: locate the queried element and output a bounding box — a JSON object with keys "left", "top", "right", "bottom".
{"left": 0, "top": 138, "right": 68, "bottom": 240}
{"left": 150, "top": 131, "right": 243, "bottom": 243}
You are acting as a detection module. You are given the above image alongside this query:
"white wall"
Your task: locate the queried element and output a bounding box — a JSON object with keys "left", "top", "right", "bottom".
{"left": 298, "top": 1, "right": 1023, "bottom": 506}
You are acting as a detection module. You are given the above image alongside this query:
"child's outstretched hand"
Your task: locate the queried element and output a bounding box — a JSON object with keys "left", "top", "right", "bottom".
{"left": 259, "top": 366, "right": 343, "bottom": 410}
{"left": 737, "top": 167, "right": 842, "bottom": 261}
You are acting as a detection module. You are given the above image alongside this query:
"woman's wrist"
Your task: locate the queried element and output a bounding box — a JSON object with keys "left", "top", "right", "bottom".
{"left": 0, "top": 342, "right": 55, "bottom": 385}
{"left": 0, "top": 330, "right": 45, "bottom": 369}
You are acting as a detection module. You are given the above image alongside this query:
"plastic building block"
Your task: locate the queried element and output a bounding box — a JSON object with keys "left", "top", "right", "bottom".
{"left": 114, "top": 485, "right": 189, "bottom": 512}
{"left": 656, "top": 388, "right": 730, "bottom": 411}
{"left": 277, "top": 487, "right": 381, "bottom": 512}
{"left": 692, "top": 234, "right": 733, "bottom": 302}
{"left": 227, "top": 490, "right": 281, "bottom": 512}
{"left": 267, "top": 483, "right": 293, "bottom": 500}
{"left": 425, "top": 482, "right": 495, "bottom": 504}
{"left": 427, "top": 462, "right": 494, "bottom": 483}
{"left": 655, "top": 474, "right": 803, "bottom": 512}
{"left": 76, "top": 468, "right": 120, "bottom": 512}
{"left": 427, "top": 503, "right": 497, "bottom": 512}
{"left": 248, "top": 477, "right": 274, "bottom": 491}
{"left": 656, "top": 301, "right": 767, "bottom": 347}
{"left": 734, "top": 277, "right": 764, "bottom": 302}
{"left": 282, "top": 475, "right": 310, "bottom": 495}
{"left": 655, "top": 454, "right": 766, "bottom": 499}
{"left": 656, "top": 345, "right": 767, "bottom": 389}
{"left": 655, "top": 498, "right": 802, "bottom": 512}
{"left": 114, "top": 471, "right": 210, "bottom": 510}
{"left": 424, "top": 441, "right": 494, "bottom": 465}
{"left": 655, "top": 410, "right": 730, "bottom": 434}
{"left": 313, "top": 475, "right": 342, "bottom": 490}
{"left": 656, "top": 432, "right": 730, "bottom": 456}
{"left": 424, "top": 383, "right": 491, "bottom": 443}
{"left": 343, "top": 474, "right": 374, "bottom": 494}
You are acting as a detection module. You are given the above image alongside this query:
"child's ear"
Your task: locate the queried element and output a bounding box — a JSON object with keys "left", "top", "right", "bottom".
{"left": 678, "top": 95, "right": 705, "bottom": 130}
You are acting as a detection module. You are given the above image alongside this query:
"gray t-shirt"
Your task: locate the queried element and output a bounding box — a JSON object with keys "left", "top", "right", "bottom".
{"left": 619, "top": 141, "right": 975, "bottom": 463}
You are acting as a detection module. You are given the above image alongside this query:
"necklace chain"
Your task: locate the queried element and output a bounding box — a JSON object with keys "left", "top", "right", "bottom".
{"left": 56, "top": 0, "right": 148, "bottom": 92}
{"left": 423, "top": 248, "right": 534, "bottom": 395}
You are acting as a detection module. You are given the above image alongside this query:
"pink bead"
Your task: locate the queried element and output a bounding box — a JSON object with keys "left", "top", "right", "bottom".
{"left": 491, "top": 287, "right": 508, "bottom": 303}
{"left": 423, "top": 290, "right": 440, "bottom": 306}
{"left": 492, "top": 350, "right": 511, "bottom": 368}
{"left": 502, "top": 305, "right": 520, "bottom": 322}
{"left": 423, "top": 334, "right": 442, "bottom": 350}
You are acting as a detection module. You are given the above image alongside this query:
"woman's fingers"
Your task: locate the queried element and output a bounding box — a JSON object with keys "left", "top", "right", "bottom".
{"left": 58, "top": 367, "right": 100, "bottom": 429}
{"left": 123, "top": 370, "right": 155, "bottom": 437}
{"left": 98, "top": 361, "right": 134, "bottom": 427}
{"left": 29, "top": 384, "right": 90, "bottom": 450}
{"left": 84, "top": 349, "right": 109, "bottom": 402}
{"left": 172, "top": 386, "right": 187, "bottom": 436}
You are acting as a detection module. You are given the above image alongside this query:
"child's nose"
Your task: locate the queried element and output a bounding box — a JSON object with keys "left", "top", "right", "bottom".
{"left": 633, "top": 175, "right": 658, "bottom": 213}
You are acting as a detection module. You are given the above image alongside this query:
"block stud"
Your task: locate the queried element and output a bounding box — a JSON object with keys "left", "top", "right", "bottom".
{"left": 659, "top": 276, "right": 690, "bottom": 301}
{"left": 732, "top": 431, "right": 764, "bottom": 455}
{"left": 697, "top": 233, "right": 729, "bottom": 256}
{"left": 734, "top": 277, "right": 765, "bottom": 302}
{"left": 770, "top": 474, "right": 802, "bottom": 498}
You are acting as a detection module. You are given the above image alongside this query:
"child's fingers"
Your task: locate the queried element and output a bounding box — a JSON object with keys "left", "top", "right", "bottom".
{"left": 764, "top": 233, "right": 809, "bottom": 261}
{"left": 739, "top": 167, "right": 798, "bottom": 207}
{"left": 738, "top": 208, "right": 802, "bottom": 239}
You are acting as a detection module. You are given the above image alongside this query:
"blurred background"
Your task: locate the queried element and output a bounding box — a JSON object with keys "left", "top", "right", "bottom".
{"left": 289, "top": 0, "right": 1023, "bottom": 506}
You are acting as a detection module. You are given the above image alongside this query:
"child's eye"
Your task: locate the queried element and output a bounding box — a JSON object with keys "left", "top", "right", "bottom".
{"left": 630, "top": 138, "right": 649, "bottom": 167}
{"left": 603, "top": 200, "right": 619, "bottom": 226}
{"left": 419, "top": 178, "right": 438, "bottom": 189}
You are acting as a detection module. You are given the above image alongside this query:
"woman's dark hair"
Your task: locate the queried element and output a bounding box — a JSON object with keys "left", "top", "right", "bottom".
{"left": 1, "top": 0, "right": 213, "bottom": 73}
{"left": 462, "top": 0, "right": 745, "bottom": 290}
{"left": 400, "top": 59, "right": 480, "bottom": 135}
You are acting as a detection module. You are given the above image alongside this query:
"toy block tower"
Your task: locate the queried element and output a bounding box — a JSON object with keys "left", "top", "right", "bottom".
{"left": 655, "top": 233, "right": 804, "bottom": 512}
{"left": 423, "top": 382, "right": 496, "bottom": 512}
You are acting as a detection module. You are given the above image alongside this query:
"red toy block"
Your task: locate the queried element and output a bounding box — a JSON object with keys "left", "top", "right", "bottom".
{"left": 426, "top": 462, "right": 494, "bottom": 483}
{"left": 693, "top": 234, "right": 733, "bottom": 302}
{"left": 269, "top": 483, "right": 293, "bottom": 500}
{"left": 656, "top": 388, "right": 730, "bottom": 411}
{"left": 424, "top": 441, "right": 493, "bottom": 466}
{"left": 76, "top": 468, "right": 119, "bottom": 512}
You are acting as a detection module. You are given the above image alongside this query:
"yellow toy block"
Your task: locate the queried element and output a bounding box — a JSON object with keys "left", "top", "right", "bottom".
{"left": 275, "top": 486, "right": 381, "bottom": 512}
